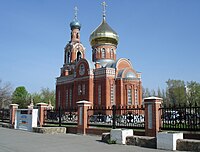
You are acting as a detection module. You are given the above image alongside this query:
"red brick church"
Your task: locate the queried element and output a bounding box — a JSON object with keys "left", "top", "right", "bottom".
{"left": 56, "top": 3, "right": 142, "bottom": 109}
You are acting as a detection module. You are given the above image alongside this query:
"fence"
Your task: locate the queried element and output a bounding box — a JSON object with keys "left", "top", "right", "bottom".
{"left": 160, "top": 103, "right": 200, "bottom": 131}
{"left": 6, "top": 98, "right": 200, "bottom": 137}
{"left": 0, "top": 108, "right": 10, "bottom": 123}
{"left": 87, "top": 105, "right": 145, "bottom": 129}
{"left": 44, "top": 107, "right": 78, "bottom": 126}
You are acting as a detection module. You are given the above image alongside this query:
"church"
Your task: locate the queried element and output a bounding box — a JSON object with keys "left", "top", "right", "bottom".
{"left": 56, "top": 2, "right": 142, "bottom": 110}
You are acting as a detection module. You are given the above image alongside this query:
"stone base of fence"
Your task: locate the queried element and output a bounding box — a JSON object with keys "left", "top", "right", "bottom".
{"left": 66, "top": 126, "right": 77, "bottom": 134}
{"left": 184, "top": 133, "right": 200, "bottom": 140}
{"left": 0, "top": 122, "right": 11, "bottom": 128}
{"left": 102, "top": 132, "right": 110, "bottom": 143}
{"left": 86, "top": 128, "right": 110, "bottom": 136}
{"left": 32, "top": 127, "right": 66, "bottom": 134}
{"left": 126, "top": 136, "right": 156, "bottom": 149}
{"left": 177, "top": 139, "right": 200, "bottom": 151}
{"left": 101, "top": 133, "right": 200, "bottom": 151}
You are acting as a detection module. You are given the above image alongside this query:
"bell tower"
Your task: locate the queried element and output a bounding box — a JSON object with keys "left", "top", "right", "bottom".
{"left": 62, "top": 6, "right": 85, "bottom": 76}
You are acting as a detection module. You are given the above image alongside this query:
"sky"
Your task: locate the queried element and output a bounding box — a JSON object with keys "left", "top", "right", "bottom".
{"left": 0, "top": 0, "right": 200, "bottom": 93}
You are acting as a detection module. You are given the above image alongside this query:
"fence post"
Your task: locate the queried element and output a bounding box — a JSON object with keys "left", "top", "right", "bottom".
{"left": 36, "top": 103, "right": 48, "bottom": 127}
{"left": 77, "top": 100, "right": 91, "bottom": 135}
{"left": 112, "top": 105, "right": 116, "bottom": 129}
{"left": 9, "top": 104, "right": 19, "bottom": 128}
{"left": 144, "top": 97, "right": 162, "bottom": 137}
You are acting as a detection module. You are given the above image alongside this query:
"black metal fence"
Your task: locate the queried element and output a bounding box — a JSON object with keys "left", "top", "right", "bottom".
{"left": 44, "top": 107, "right": 78, "bottom": 126}
{"left": 0, "top": 109, "right": 10, "bottom": 123}
{"left": 87, "top": 105, "right": 145, "bottom": 129}
{"left": 160, "top": 103, "right": 200, "bottom": 131}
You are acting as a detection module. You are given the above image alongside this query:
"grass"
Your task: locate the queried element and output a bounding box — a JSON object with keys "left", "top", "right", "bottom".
{"left": 107, "top": 139, "right": 116, "bottom": 144}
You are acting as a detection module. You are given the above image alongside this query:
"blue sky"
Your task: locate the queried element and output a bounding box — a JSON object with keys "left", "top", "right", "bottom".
{"left": 0, "top": 0, "right": 200, "bottom": 93}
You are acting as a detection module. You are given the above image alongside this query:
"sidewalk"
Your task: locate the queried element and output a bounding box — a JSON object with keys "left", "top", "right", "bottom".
{"left": 0, "top": 127, "right": 185, "bottom": 152}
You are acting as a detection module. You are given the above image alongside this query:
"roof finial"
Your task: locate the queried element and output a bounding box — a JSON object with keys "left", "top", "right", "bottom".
{"left": 70, "top": 6, "right": 81, "bottom": 30}
{"left": 74, "top": 6, "right": 78, "bottom": 20}
{"left": 101, "top": 1, "right": 107, "bottom": 20}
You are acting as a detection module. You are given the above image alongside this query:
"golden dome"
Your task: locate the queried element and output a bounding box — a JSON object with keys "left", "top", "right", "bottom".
{"left": 89, "top": 18, "right": 119, "bottom": 46}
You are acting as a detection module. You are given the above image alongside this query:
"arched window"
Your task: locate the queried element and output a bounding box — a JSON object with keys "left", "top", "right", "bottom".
{"left": 58, "top": 91, "right": 61, "bottom": 107}
{"left": 69, "top": 89, "right": 72, "bottom": 107}
{"left": 78, "top": 85, "right": 81, "bottom": 95}
{"left": 127, "top": 89, "right": 132, "bottom": 105}
{"left": 82, "top": 84, "right": 85, "bottom": 95}
{"left": 98, "top": 85, "right": 101, "bottom": 105}
{"left": 110, "top": 49, "right": 114, "bottom": 59}
{"left": 102, "top": 48, "right": 105, "bottom": 58}
{"left": 110, "top": 84, "right": 115, "bottom": 105}
{"left": 66, "top": 90, "right": 68, "bottom": 109}
{"left": 134, "top": 89, "right": 138, "bottom": 105}
{"left": 76, "top": 33, "right": 79, "bottom": 39}
{"left": 67, "top": 52, "right": 71, "bottom": 63}
{"left": 77, "top": 51, "right": 82, "bottom": 61}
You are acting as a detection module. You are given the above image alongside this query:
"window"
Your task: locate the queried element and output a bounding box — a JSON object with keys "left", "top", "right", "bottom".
{"left": 78, "top": 85, "right": 81, "bottom": 95}
{"left": 67, "top": 52, "right": 71, "bottom": 63}
{"left": 58, "top": 91, "right": 61, "bottom": 107}
{"left": 82, "top": 84, "right": 85, "bottom": 95}
{"left": 98, "top": 85, "right": 101, "bottom": 105}
{"left": 110, "top": 84, "right": 114, "bottom": 105}
{"left": 77, "top": 51, "right": 81, "bottom": 61}
{"left": 135, "top": 89, "right": 138, "bottom": 105}
{"left": 102, "top": 48, "right": 105, "bottom": 58}
{"left": 66, "top": 90, "right": 68, "bottom": 109}
{"left": 93, "top": 48, "right": 97, "bottom": 60}
{"left": 76, "top": 33, "right": 79, "bottom": 39}
{"left": 110, "top": 49, "right": 114, "bottom": 59}
{"left": 127, "top": 89, "right": 132, "bottom": 105}
{"left": 69, "top": 89, "right": 72, "bottom": 107}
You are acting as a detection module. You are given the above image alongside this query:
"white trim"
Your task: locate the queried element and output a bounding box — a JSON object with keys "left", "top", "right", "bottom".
{"left": 144, "top": 96, "right": 163, "bottom": 100}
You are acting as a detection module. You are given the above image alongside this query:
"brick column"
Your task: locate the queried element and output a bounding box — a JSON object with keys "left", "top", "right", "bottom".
{"left": 9, "top": 104, "right": 19, "bottom": 128}
{"left": 77, "top": 100, "right": 91, "bottom": 135}
{"left": 36, "top": 103, "right": 48, "bottom": 127}
{"left": 144, "top": 97, "right": 162, "bottom": 137}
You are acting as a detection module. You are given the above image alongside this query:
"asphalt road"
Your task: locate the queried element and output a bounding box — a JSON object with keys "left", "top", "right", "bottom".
{"left": 0, "top": 127, "right": 186, "bottom": 152}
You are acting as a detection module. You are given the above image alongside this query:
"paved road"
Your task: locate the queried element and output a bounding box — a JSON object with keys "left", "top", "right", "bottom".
{"left": 0, "top": 127, "right": 186, "bottom": 152}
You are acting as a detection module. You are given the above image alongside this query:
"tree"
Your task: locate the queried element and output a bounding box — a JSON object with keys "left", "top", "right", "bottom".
{"left": 0, "top": 79, "right": 12, "bottom": 108}
{"left": 142, "top": 87, "right": 151, "bottom": 98}
{"left": 157, "top": 87, "right": 162, "bottom": 98}
{"left": 186, "top": 81, "right": 200, "bottom": 106}
{"left": 151, "top": 89, "right": 156, "bottom": 97}
{"left": 31, "top": 92, "right": 42, "bottom": 105}
{"left": 12, "top": 86, "right": 29, "bottom": 108}
{"left": 40, "top": 88, "right": 55, "bottom": 106}
{"left": 166, "top": 79, "right": 186, "bottom": 105}
{"left": 30, "top": 88, "right": 55, "bottom": 107}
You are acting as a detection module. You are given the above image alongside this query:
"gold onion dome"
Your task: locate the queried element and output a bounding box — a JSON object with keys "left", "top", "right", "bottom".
{"left": 89, "top": 18, "right": 119, "bottom": 46}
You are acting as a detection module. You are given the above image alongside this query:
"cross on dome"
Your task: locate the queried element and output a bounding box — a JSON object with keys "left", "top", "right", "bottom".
{"left": 74, "top": 6, "right": 78, "bottom": 20}
{"left": 70, "top": 6, "right": 81, "bottom": 30}
{"left": 101, "top": 1, "right": 107, "bottom": 19}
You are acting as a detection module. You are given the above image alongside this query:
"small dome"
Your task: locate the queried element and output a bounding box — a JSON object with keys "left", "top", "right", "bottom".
{"left": 89, "top": 18, "right": 119, "bottom": 46}
{"left": 125, "top": 71, "right": 136, "bottom": 79}
{"left": 70, "top": 18, "right": 81, "bottom": 30}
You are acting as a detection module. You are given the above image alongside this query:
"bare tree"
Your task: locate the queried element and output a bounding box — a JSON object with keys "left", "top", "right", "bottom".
{"left": 0, "top": 79, "right": 13, "bottom": 108}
